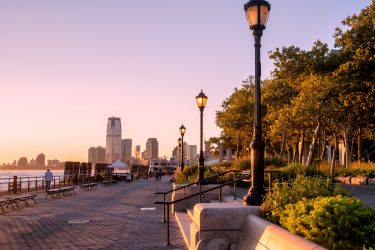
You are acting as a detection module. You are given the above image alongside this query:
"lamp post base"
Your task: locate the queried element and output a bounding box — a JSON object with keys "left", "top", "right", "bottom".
{"left": 243, "top": 186, "right": 265, "bottom": 206}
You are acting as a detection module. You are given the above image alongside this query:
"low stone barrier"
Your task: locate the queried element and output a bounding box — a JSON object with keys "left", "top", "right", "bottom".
{"left": 334, "top": 176, "right": 351, "bottom": 184}
{"left": 367, "top": 178, "right": 375, "bottom": 185}
{"left": 350, "top": 177, "right": 368, "bottom": 185}
{"left": 189, "top": 203, "right": 326, "bottom": 250}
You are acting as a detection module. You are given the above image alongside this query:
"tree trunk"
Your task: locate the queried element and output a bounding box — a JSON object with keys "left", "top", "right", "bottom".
{"left": 293, "top": 139, "right": 299, "bottom": 163}
{"left": 299, "top": 130, "right": 305, "bottom": 165}
{"left": 343, "top": 128, "right": 351, "bottom": 168}
{"left": 330, "top": 133, "right": 338, "bottom": 176}
{"left": 358, "top": 127, "right": 361, "bottom": 165}
{"left": 279, "top": 132, "right": 286, "bottom": 161}
{"left": 320, "top": 130, "right": 327, "bottom": 161}
{"left": 287, "top": 146, "right": 292, "bottom": 163}
{"left": 235, "top": 137, "right": 240, "bottom": 159}
{"left": 306, "top": 124, "right": 320, "bottom": 167}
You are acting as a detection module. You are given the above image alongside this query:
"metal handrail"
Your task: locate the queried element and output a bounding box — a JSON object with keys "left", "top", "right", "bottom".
{"left": 154, "top": 169, "right": 279, "bottom": 245}
{"left": 153, "top": 170, "right": 243, "bottom": 245}
{"left": 154, "top": 170, "right": 241, "bottom": 224}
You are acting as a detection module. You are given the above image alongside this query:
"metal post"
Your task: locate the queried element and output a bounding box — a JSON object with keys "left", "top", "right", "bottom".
{"left": 163, "top": 194, "right": 166, "bottom": 223}
{"left": 219, "top": 187, "right": 222, "bottom": 203}
{"left": 167, "top": 204, "right": 170, "bottom": 245}
{"left": 243, "top": 27, "right": 266, "bottom": 206}
{"left": 35, "top": 178, "right": 38, "bottom": 191}
{"left": 198, "top": 109, "right": 205, "bottom": 182}
{"left": 13, "top": 176, "right": 17, "bottom": 194}
{"left": 181, "top": 136, "right": 185, "bottom": 172}
{"left": 28, "top": 178, "right": 30, "bottom": 192}
{"left": 234, "top": 172, "right": 237, "bottom": 200}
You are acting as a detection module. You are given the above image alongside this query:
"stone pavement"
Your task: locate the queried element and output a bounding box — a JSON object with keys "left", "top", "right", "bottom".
{"left": 0, "top": 176, "right": 186, "bottom": 250}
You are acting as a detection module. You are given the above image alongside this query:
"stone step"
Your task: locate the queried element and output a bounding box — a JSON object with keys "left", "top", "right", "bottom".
{"left": 175, "top": 212, "right": 192, "bottom": 249}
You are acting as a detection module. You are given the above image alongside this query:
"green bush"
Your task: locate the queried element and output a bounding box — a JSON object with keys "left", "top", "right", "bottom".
{"left": 174, "top": 165, "right": 231, "bottom": 184}
{"left": 262, "top": 174, "right": 346, "bottom": 223}
{"left": 264, "top": 156, "right": 287, "bottom": 168}
{"left": 274, "top": 163, "right": 327, "bottom": 181}
{"left": 280, "top": 196, "right": 375, "bottom": 250}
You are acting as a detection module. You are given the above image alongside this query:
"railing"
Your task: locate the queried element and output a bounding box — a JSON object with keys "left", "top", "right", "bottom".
{"left": 0, "top": 173, "right": 110, "bottom": 195}
{"left": 153, "top": 169, "right": 280, "bottom": 245}
{"left": 154, "top": 170, "right": 242, "bottom": 245}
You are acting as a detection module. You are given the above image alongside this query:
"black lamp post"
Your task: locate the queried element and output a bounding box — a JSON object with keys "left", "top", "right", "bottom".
{"left": 195, "top": 90, "right": 208, "bottom": 182}
{"left": 243, "top": 0, "right": 270, "bottom": 206}
{"left": 178, "top": 137, "right": 182, "bottom": 169}
{"left": 179, "top": 124, "right": 186, "bottom": 171}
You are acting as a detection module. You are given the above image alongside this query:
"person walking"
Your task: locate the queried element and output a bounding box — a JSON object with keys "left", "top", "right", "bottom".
{"left": 45, "top": 169, "right": 53, "bottom": 191}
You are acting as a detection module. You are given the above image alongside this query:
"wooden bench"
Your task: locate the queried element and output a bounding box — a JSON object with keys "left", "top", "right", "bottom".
{"left": 0, "top": 194, "right": 37, "bottom": 213}
{"left": 9, "top": 194, "right": 37, "bottom": 207}
{"left": 101, "top": 180, "right": 111, "bottom": 186}
{"left": 0, "top": 198, "right": 15, "bottom": 212}
{"left": 80, "top": 183, "right": 99, "bottom": 191}
{"left": 45, "top": 186, "right": 75, "bottom": 199}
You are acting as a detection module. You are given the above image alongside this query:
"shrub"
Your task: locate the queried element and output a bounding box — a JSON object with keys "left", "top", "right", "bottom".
{"left": 264, "top": 156, "right": 287, "bottom": 168}
{"left": 174, "top": 165, "right": 231, "bottom": 184}
{"left": 280, "top": 196, "right": 375, "bottom": 250}
{"left": 262, "top": 174, "right": 346, "bottom": 223}
{"left": 273, "top": 163, "right": 327, "bottom": 181}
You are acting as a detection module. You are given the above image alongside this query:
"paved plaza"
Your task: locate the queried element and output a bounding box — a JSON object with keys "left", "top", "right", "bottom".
{"left": 0, "top": 177, "right": 185, "bottom": 250}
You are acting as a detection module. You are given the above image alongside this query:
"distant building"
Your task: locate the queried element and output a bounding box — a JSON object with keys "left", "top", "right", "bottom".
{"left": 47, "top": 159, "right": 60, "bottom": 166}
{"left": 36, "top": 153, "right": 45, "bottom": 167}
{"left": 186, "top": 145, "right": 197, "bottom": 161}
{"left": 105, "top": 117, "right": 122, "bottom": 164}
{"left": 121, "top": 139, "right": 132, "bottom": 165}
{"left": 88, "top": 146, "right": 106, "bottom": 166}
{"left": 30, "top": 159, "right": 36, "bottom": 166}
{"left": 17, "top": 157, "right": 28, "bottom": 167}
{"left": 134, "top": 145, "right": 141, "bottom": 159}
{"left": 145, "top": 138, "right": 158, "bottom": 160}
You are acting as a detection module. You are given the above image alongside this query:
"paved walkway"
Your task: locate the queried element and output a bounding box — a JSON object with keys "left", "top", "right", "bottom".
{"left": 0, "top": 177, "right": 186, "bottom": 250}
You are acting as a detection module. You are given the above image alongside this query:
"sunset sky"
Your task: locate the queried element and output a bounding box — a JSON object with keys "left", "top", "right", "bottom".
{"left": 0, "top": 0, "right": 371, "bottom": 164}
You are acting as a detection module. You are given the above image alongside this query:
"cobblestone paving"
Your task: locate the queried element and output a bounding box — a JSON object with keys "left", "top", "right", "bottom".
{"left": 0, "top": 177, "right": 186, "bottom": 250}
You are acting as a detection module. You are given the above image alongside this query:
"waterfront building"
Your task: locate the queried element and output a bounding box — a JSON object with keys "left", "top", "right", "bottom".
{"left": 36, "top": 153, "right": 45, "bottom": 167}
{"left": 17, "top": 157, "right": 28, "bottom": 167}
{"left": 148, "top": 158, "right": 178, "bottom": 174}
{"left": 145, "top": 138, "right": 158, "bottom": 160}
{"left": 47, "top": 159, "right": 60, "bottom": 166}
{"left": 88, "top": 146, "right": 106, "bottom": 166}
{"left": 134, "top": 145, "right": 141, "bottom": 159}
{"left": 121, "top": 139, "right": 132, "bottom": 165}
{"left": 105, "top": 117, "right": 122, "bottom": 164}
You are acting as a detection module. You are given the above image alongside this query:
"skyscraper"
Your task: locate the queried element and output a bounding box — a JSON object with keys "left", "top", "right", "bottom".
{"left": 186, "top": 145, "right": 197, "bottom": 161}
{"left": 145, "top": 138, "right": 159, "bottom": 160}
{"left": 122, "top": 139, "right": 132, "bottom": 165}
{"left": 105, "top": 117, "right": 122, "bottom": 164}
{"left": 36, "top": 153, "right": 45, "bottom": 167}
{"left": 134, "top": 145, "right": 141, "bottom": 159}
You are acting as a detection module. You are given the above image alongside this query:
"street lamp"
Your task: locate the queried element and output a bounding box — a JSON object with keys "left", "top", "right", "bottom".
{"left": 243, "top": 0, "right": 270, "bottom": 206}
{"left": 178, "top": 137, "right": 182, "bottom": 169}
{"left": 179, "top": 124, "right": 186, "bottom": 171}
{"left": 195, "top": 90, "right": 208, "bottom": 182}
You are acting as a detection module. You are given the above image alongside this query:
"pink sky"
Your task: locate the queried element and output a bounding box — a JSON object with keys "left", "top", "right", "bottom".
{"left": 0, "top": 0, "right": 371, "bottom": 164}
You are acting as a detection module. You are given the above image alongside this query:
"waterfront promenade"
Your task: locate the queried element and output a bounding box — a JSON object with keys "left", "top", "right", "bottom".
{"left": 0, "top": 176, "right": 185, "bottom": 250}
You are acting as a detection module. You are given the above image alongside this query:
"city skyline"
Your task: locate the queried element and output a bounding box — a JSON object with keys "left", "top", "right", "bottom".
{"left": 0, "top": 1, "right": 371, "bottom": 163}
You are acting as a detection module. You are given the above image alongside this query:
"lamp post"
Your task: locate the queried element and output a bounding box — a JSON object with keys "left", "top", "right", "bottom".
{"left": 243, "top": 0, "right": 270, "bottom": 206}
{"left": 195, "top": 90, "right": 208, "bottom": 182}
{"left": 179, "top": 124, "right": 186, "bottom": 171}
{"left": 178, "top": 137, "right": 182, "bottom": 170}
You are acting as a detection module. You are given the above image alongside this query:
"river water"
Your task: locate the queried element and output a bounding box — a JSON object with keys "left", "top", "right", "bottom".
{"left": 0, "top": 170, "right": 65, "bottom": 192}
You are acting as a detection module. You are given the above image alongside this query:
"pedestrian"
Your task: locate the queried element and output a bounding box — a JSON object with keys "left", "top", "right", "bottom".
{"left": 45, "top": 169, "right": 53, "bottom": 191}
